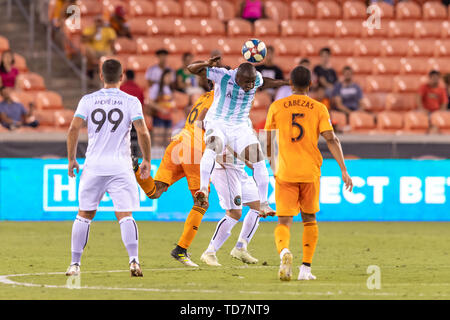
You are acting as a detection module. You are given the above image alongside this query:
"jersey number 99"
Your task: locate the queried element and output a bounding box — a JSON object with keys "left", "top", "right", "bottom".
{"left": 92, "top": 108, "right": 124, "bottom": 133}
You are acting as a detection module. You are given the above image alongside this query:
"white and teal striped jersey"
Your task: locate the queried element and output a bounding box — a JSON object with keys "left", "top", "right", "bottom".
{"left": 205, "top": 67, "right": 264, "bottom": 124}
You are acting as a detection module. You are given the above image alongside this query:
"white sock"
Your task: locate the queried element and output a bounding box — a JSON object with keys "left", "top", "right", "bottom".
{"left": 70, "top": 215, "right": 91, "bottom": 265}
{"left": 207, "top": 216, "right": 239, "bottom": 253}
{"left": 236, "top": 209, "right": 260, "bottom": 249}
{"left": 200, "top": 148, "right": 217, "bottom": 190}
{"left": 253, "top": 160, "right": 269, "bottom": 203}
{"left": 119, "top": 216, "right": 139, "bottom": 264}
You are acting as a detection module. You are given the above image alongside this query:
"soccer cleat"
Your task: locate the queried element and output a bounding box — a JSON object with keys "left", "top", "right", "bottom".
{"left": 171, "top": 246, "right": 199, "bottom": 267}
{"left": 259, "top": 202, "right": 276, "bottom": 218}
{"left": 129, "top": 259, "right": 143, "bottom": 277}
{"left": 200, "top": 251, "right": 222, "bottom": 266}
{"left": 298, "top": 264, "right": 316, "bottom": 281}
{"left": 65, "top": 263, "right": 80, "bottom": 276}
{"left": 194, "top": 188, "right": 209, "bottom": 207}
{"left": 278, "top": 251, "right": 293, "bottom": 281}
{"left": 230, "top": 247, "right": 258, "bottom": 264}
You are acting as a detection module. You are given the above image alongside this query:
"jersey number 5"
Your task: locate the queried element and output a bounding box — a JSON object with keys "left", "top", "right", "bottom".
{"left": 291, "top": 113, "right": 304, "bottom": 142}
{"left": 92, "top": 108, "right": 124, "bottom": 133}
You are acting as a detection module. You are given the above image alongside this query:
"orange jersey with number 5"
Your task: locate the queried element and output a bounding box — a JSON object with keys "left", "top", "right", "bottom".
{"left": 264, "top": 94, "right": 333, "bottom": 183}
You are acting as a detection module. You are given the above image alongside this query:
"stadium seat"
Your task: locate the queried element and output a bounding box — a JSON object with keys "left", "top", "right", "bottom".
{"left": 404, "top": 111, "right": 429, "bottom": 134}
{"left": 361, "top": 92, "right": 388, "bottom": 112}
{"left": 128, "top": 18, "right": 153, "bottom": 36}
{"left": 414, "top": 21, "right": 442, "bottom": 39}
{"left": 146, "top": 18, "right": 176, "bottom": 36}
{"left": 227, "top": 19, "right": 253, "bottom": 37}
{"left": 99, "top": 55, "right": 128, "bottom": 70}
{"left": 423, "top": 1, "right": 448, "bottom": 20}
{"left": 330, "top": 110, "right": 347, "bottom": 127}
{"left": 380, "top": 39, "right": 409, "bottom": 57}
{"left": 434, "top": 40, "right": 450, "bottom": 57}
{"left": 349, "top": 111, "right": 376, "bottom": 133}
{"left": 307, "top": 20, "right": 335, "bottom": 38}
{"left": 155, "top": 0, "right": 182, "bottom": 17}
{"left": 428, "top": 57, "right": 450, "bottom": 74}
{"left": 9, "top": 91, "right": 36, "bottom": 110}
{"left": 35, "top": 91, "right": 64, "bottom": 110}
{"left": 54, "top": 109, "right": 75, "bottom": 128}
{"left": 16, "top": 73, "right": 46, "bottom": 91}
{"left": 316, "top": 1, "right": 342, "bottom": 19}
{"left": 34, "top": 110, "right": 56, "bottom": 128}
{"left": 183, "top": 0, "right": 210, "bottom": 18}
{"left": 113, "top": 37, "right": 137, "bottom": 55}
{"left": 162, "top": 38, "right": 193, "bottom": 54}
{"left": 442, "top": 21, "right": 450, "bottom": 38}
{"left": 127, "top": 55, "right": 157, "bottom": 73}
{"left": 365, "top": 76, "right": 394, "bottom": 93}
{"left": 354, "top": 39, "right": 382, "bottom": 57}
{"left": 253, "top": 91, "right": 272, "bottom": 109}
{"left": 385, "top": 93, "right": 417, "bottom": 111}
{"left": 372, "top": 57, "right": 402, "bottom": 75}
{"left": 377, "top": 111, "right": 404, "bottom": 134}
{"left": 191, "top": 38, "right": 221, "bottom": 55}
{"left": 0, "top": 36, "right": 9, "bottom": 53}
{"left": 200, "top": 19, "right": 226, "bottom": 36}
{"left": 254, "top": 19, "right": 279, "bottom": 37}
{"left": 265, "top": 1, "right": 289, "bottom": 22}
{"left": 129, "top": 0, "right": 155, "bottom": 17}
{"left": 407, "top": 39, "right": 435, "bottom": 57}
{"left": 361, "top": 20, "right": 390, "bottom": 38}
{"left": 250, "top": 106, "right": 268, "bottom": 130}
{"left": 102, "top": 0, "right": 129, "bottom": 19}
{"left": 430, "top": 111, "right": 450, "bottom": 134}
{"left": 396, "top": 1, "right": 421, "bottom": 20}
{"left": 392, "top": 75, "right": 423, "bottom": 93}
{"left": 345, "top": 57, "right": 373, "bottom": 74}
{"left": 274, "top": 56, "right": 301, "bottom": 74}
{"left": 210, "top": 1, "right": 235, "bottom": 21}
{"left": 370, "top": 1, "right": 394, "bottom": 19}
{"left": 136, "top": 37, "right": 166, "bottom": 55}
{"left": 13, "top": 53, "right": 28, "bottom": 72}
{"left": 174, "top": 19, "right": 202, "bottom": 36}
{"left": 79, "top": 0, "right": 103, "bottom": 17}
{"left": 335, "top": 20, "right": 365, "bottom": 38}
{"left": 173, "top": 91, "right": 190, "bottom": 109}
{"left": 221, "top": 55, "right": 246, "bottom": 69}
{"left": 342, "top": 1, "right": 366, "bottom": 19}
{"left": 218, "top": 38, "right": 250, "bottom": 55}
{"left": 274, "top": 38, "right": 302, "bottom": 56}
{"left": 300, "top": 38, "right": 330, "bottom": 57}
{"left": 280, "top": 20, "right": 309, "bottom": 37}
{"left": 400, "top": 57, "right": 431, "bottom": 75}
{"left": 388, "top": 21, "right": 416, "bottom": 38}
{"left": 327, "top": 39, "right": 355, "bottom": 56}
{"left": 290, "top": 1, "right": 315, "bottom": 19}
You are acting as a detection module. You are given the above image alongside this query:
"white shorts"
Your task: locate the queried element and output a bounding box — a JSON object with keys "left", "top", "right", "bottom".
{"left": 78, "top": 169, "right": 140, "bottom": 212}
{"left": 211, "top": 165, "right": 260, "bottom": 210}
{"left": 204, "top": 121, "right": 260, "bottom": 155}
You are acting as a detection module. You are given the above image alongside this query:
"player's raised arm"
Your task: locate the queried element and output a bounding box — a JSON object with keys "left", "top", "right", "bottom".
{"left": 259, "top": 77, "right": 289, "bottom": 90}
{"left": 321, "top": 130, "right": 353, "bottom": 192}
{"left": 66, "top": 116, "right": 84, "bottom": 177}
{"left": 133, "top": 118, "right": 151, "bottom": 180}
{"left": 187, "top": 56, "right": 221, "bottom": 76}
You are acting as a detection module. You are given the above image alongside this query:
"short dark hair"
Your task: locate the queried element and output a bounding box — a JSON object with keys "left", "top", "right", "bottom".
{"left": 125, "top": 69, "right": 135, "bottom": 80}
{"left": 319, "top": 47, "right": 331, "bottom": 55}
{"left": 267, "top": 45, "right": 275, "bottom": 52}
{"left": 299, "top": 58, "right": 310, "bottom": 65}
{"left": 342, "top": 65, "right": 352, "bottom": 73}
{"left": 290, "top": 66, "right": 311, "bottom": 89}
{"left": 237, "top": 62, "right": 256, "bottom": 76}
{"left": 429, "top": 69, "right": 440, "bottom": 77}
{"left": 182, "top": 52, "right": 193, "bottom": 60}
{"left": 102, "top": 59, "right": 122, "bottom": 84}
{"left": 156, "top": 48, "right": 169, "bottom": 56}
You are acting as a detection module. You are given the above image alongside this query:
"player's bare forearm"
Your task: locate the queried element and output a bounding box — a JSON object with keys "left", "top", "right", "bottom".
{"left": 134, "top": 118, "right": 151, "bottom": 162}
{"left": 260, "top": 78, "right": 289, "bottom": 90}
{"left": 67, "top": 117, "right": 84, "bottom": 161}
{"left": 322, "top": 131, "right": 346, "bottom": 172}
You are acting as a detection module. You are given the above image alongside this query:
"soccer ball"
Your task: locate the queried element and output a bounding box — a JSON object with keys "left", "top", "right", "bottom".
{"left": 241, "top": 39, "right": 267, "bottom": 63}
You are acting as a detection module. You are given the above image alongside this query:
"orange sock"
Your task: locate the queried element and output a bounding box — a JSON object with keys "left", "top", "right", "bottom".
{"left": 134, "top": 167, "right": 156, "bottom": 197}
{"left": 274, "top": 224, "right": 291, "bottom": 254}
{"left": 302, "top": 221, "right": 319, "bottom": 264}
{"left": 177, "top": 206, "right": 206, "bottom": 249}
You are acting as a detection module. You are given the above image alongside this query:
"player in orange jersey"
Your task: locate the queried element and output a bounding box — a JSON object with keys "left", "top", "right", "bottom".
{"left": 264, "top": 66, "right": 353, "bottom": 281}
{"left": 133, "top": 89, "right": 214, "bottom": 267}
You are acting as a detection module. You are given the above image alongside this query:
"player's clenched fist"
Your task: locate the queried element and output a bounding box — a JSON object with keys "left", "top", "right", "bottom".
{"left": 68, "top": 160, "right": 79, "bottom": 178}
{"left": 207, "top": 56, "right": 221, "bottom": 67}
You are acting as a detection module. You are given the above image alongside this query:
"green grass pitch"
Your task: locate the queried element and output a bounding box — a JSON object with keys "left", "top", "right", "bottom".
{"left": 1, "top": 221, "right": 449, "bottom": 300}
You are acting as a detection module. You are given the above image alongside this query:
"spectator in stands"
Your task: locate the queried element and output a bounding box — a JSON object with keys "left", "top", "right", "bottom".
{"left": 275, "top": 58, "right": 311, "bottom": 101}
{"left": 0, "top": 50, "right": 18, "bottom": 88}
{"left": 313, "top": 47, "right": 338, "bottom": 97}
{"left": 120, "top": 69, "right": 144, "bottom": 106}
{"left": 145, "top": 49, "right": 174, "bottom": 88}
{"left": 444, "top": 73, "right": 450, "bottom": 110}
{"left": 148, "top": 69, "right": 175, "bottom": 146}
{"left": 417, "top": 70, "right": 448, "bottom": 113}
{"left": 0, "top": 87, "right": 39, "bottom": 130}
{"left": 332, "top": 66, "right": 363, "bottom": 115}
{"left": 256, "top": 45, "right": 283, "bottom": 97}
{"left": 240, "top": 0, "right": 265, "bottom": 24}
{"left": 109, "top": 5, "right": 132, "bottom": 39}
{"left": 176, "top": 53, "right": 202, "bottom": 95}
{"left": 442, "top": 0, "right": 449, "bottom": 6}
{"left": 82, "top": 16, "right": 117, "bottom": 79}
{"left": 369, "top": 0, "right": 394, "bottom": 5}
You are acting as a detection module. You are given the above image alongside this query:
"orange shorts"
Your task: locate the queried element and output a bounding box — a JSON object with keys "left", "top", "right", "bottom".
{"left": 275, "top": 177, "right": 320, "bottom": 216}
{"left": 154, "top": 136, "right": 202, "bottom": 191}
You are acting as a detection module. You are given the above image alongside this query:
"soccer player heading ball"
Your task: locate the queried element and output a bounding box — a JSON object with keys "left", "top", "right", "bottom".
{"left": 187, "top": 56, "right": 289, "bottom": 218}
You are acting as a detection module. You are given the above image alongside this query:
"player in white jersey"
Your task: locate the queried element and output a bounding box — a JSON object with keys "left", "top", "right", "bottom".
{"left": 200, "top": 148, "right": 263, "bottom": 266}
{"left": 187, "top": 57, "right": 288, "bottom": 217}
{"left": 65, "top": 59, "right": 151, "bottom": 277}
